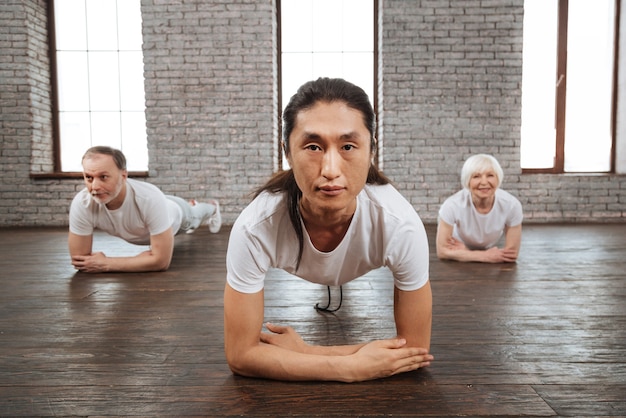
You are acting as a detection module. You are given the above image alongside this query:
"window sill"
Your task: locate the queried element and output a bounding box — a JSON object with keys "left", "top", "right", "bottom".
{"left": 521, "top": 169, "right": 617, "bottom": 175}
{"left": 30, "top": 171, "right": 149, "bottom": 180}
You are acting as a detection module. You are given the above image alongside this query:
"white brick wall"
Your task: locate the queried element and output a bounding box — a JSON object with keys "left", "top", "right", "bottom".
{"left": 141, "top": 0, "right": 276, "bottom": 217}
{"left": 0, "top": 0, "right": 624, "bottom": 227}
{"left": 381, "top": 0, "right": 625, "bottom": 223}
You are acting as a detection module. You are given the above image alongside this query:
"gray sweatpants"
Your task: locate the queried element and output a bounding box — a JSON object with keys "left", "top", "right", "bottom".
{"left": 166, "top": 195, "right": 216, "bottom": 233}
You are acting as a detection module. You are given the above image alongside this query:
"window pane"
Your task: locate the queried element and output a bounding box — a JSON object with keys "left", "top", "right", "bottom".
{"left": 281, "top": 0, "right": 374, "bottom": 106}
{"left": 117, "top": 1, "right": 144, "bottom": 50}
{"left": 312, "top": 0, "right": 343, "bottom": 52}
{"left": 280, "top": 0, "right": 374, "bottom": 170}
{"left": 56, "top": 0, "right": 148, "bottom": 172}
{"left": 312, "top": 52, "right": 344, "bottom": 78}
{"left": 121, "top": 112, "right": 149, "bottom": 170}
{"left": 281, "top": 51, "right": 374, "bottom": 124}
{"left": 119, "top": 51, "right": 146, "bottom": 111}
{"left": 57, "top": 51, "right": 90, "bottom": 111}
{"left": 563, "top": 0, "right": 614, "bottom": 172}
{"left": 342, "top": 0, "right": 373, "bottom": 51}
{"left": 342, "top": 52, "right": 374, "bottom": 101}
{"left": 520, "top": 0, "right": 558, "bottom": 169}
{"left": 86, "top": 0, "right": 118, "bottom": 50}
{"left": 91, "top": 112, "right": 122, "bottom": 149}
{"left": 281, "top": 53, "right": 314, "bottom": 106}
{"left": 54, "top": 0, "right": 87, "bottom": 50}
{"left": 281, "top": 0, "right": 313, "bottom": 52}
{"left": 88, "top": 52, "right": 120, "bottom": 111}
{"left": 59, "top": 112, "right": 91, "bottom": 171}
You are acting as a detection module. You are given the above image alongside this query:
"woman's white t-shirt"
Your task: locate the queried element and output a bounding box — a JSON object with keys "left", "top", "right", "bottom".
{"left": 438, "top": 188, "right": 523, "bottom": 250}
{"left": 226, "top": 184, "right": 430, "bottom": 294}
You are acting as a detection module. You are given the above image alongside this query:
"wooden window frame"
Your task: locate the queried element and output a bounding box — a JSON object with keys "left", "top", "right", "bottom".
{"left": 522, "top": 0, "right": 620, "bottom": 174}
{"left": 34, "top": 0, "right": 148, "bottom": 180}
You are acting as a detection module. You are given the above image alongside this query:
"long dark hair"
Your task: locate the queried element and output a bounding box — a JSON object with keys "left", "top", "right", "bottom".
{"left": 255, "top": 78, "right": 390, "bottom": 270}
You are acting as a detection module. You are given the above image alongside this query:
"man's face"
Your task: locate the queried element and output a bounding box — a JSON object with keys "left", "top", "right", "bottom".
{"left": 82, "top": 153, "right": 127, "bottom": 210}
{"left": 286, "top": 101, "right": 372, "bottom": 219}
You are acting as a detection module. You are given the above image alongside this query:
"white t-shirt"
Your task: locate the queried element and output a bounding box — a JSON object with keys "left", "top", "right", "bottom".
{"left": 438, "top": 188, "right": 523, "bottom": 250}
{"left": 226, "top": 183, "right": 430, "bottom": 294}
{"left": 69, "top": 178, "right": 182, "bottom": 245}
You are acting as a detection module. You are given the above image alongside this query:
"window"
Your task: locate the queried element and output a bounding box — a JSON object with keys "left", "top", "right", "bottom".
{"left": 52, "top": 0, "right": 148, "bottom": 172}
{"left": 279, "top": 0, "right": 376, "bottom": 169}
{"left": 521, "top": 0, "right": 617, "bottom": 173}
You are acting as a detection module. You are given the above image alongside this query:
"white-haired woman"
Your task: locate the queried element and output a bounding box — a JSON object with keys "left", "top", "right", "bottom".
{"left": 436, "top": 154, "right": 523, "bottom": 263}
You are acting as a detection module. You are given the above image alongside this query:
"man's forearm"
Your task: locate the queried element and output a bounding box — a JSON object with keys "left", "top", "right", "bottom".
{"left": 103, "top": 250, "right": 171, "bottom": 272}
{"left": 305, "top": 342, "right": 366, "bottom": 356}
{"left": 229, "top": 342, "right": 359, "bottom": 382}
{"left": 73, "top": 250, "right": 171, "bottom": 273}
{"left": 228, "top": 337, "right": 431, "bottom": 383}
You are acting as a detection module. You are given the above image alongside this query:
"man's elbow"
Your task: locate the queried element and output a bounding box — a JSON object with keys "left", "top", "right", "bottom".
{"left": 155, "top": 259, "right": 171, "bottom": 271}
{"left": 224, "top": 336, "right": 266, "bottom": 378}
{"left": 225, "top": 349, "right": 254, "bottom": 378}
{"left": 226, "top": 358, "right": 245, "bottom": 376}
{"left": 151, "top": 251, "right": 173, "bottom": 271}
{"left": 436, "top": 246, "right": 451, "bottom": 261}
{"left": 435, "top": 245, "right": 443, "bottom": 260}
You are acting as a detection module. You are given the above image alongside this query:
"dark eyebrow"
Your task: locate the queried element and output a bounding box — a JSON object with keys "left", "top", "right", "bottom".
{"left": 301, "top": 131, "right": 361, "bottom": 141}
{"left": 339, "top": 131, "right": 360, "bottom": 140}
{"left": 302, "top": 132, "right": 322, "bottom": 141}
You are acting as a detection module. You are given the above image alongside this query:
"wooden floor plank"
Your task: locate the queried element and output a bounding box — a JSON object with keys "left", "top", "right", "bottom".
{"left": 0, "top": 382, "right": 557, "bottom": 417}
{"left": 0, "top": 224, "right": 625, "bottom": 416}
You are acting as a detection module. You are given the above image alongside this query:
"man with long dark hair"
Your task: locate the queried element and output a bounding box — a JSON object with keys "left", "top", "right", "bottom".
{"left": 224, "top": 78, "right": 433, "bottom": 382}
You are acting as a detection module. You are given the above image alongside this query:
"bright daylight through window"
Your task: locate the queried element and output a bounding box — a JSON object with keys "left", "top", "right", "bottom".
{"left": 521, "top": 0, "right": 616, "bottom": 172}
{"left": 280, "top": 0, "right": 374, "bottom": 168}
{"left": 54, "top": 0, "right": 148, "bottom": 172}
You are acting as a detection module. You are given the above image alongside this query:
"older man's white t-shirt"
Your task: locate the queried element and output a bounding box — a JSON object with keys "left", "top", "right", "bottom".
{"left": 69, "top": 178, "right": 182, "bottom": 245}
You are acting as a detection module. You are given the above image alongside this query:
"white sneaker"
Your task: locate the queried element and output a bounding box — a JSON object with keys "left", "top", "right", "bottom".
{"left": 208, "top": 200, "right": 221, "bottom": 233}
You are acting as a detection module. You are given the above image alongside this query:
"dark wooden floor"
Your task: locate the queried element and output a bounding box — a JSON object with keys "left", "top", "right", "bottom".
{"left": 0, "top": 223, "right": 625, "bottom": 417}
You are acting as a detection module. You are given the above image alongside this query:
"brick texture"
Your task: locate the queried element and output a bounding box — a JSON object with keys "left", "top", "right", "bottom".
{"left": 0, "top": 0, "right": 624, "bottom": 227}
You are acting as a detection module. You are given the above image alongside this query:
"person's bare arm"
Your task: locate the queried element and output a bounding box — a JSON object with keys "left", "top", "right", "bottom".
{"left": 261, "top": 322, "right": 366, "bottom": 356}
{"left": 394, "top": 282, "right": 432, "bottom": 350}
{"left": 224, "top": 283, "right": 433, "bottom": 382}
{"left": 69, "top": 232, "right": 93, "bottom": 259}
{"left": 436, "top": 219, "right": 517, "bottom": 263}
{"left": 69, "top": 228, "right": 175, "bottom": 273}
{"left": 503, "top": 224, "right": 522, "bottom": 261}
